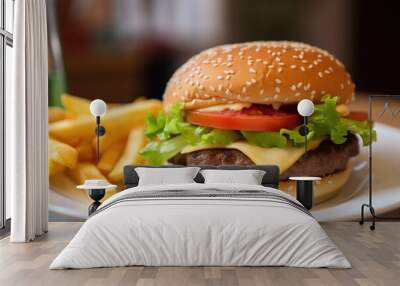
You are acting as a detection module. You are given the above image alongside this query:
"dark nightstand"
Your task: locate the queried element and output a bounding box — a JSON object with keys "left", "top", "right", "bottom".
{"left": 77, "top": 180, "right": 117, "bottom": 215}
{"left": 289, "top": 177, "right": 321, "bottom": 210}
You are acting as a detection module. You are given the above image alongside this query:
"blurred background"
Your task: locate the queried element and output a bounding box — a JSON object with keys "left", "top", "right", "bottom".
{"left": 48, "top": 0, "right": 400, "bottom": 105}
{"left": 46, "top": 0, "right": 400, "bottom": 221}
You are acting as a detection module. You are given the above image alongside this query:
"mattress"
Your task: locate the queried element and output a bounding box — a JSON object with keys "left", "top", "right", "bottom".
{"left": 50, "top": 183, "right": 350, "bottom": 269}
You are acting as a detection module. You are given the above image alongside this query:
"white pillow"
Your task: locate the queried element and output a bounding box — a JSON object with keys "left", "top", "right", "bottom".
{"left": 200, "top": 169, "right": 266, "bottom": 185}
{"left": 135, "top": 167, "right": 200, "bottom": 186}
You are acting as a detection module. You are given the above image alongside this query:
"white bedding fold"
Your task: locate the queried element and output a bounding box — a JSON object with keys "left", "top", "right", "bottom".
{"left": 50, "top": 183, "right": 350, "bottom": 269}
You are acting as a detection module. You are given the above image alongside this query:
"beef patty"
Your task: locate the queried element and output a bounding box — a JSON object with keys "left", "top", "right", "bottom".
{"left": 169, "top": 133, "right": 359, "bottom": 180}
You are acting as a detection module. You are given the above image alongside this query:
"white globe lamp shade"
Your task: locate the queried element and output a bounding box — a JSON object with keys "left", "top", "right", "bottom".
{"left": 90, "top": 99, "right": 107, "bottom": 117}
{"left": 297, "top": 99, "right": 315, "bottom": 117}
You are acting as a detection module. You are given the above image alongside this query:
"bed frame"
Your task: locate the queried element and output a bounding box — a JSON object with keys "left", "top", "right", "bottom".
{"left": 123, "top": 165, "right": 280, "bottom": 189}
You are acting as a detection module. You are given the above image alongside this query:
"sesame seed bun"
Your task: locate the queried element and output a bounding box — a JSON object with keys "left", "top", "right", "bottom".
{"left": 164, "top": 41, "right": 355, "bottom": 110}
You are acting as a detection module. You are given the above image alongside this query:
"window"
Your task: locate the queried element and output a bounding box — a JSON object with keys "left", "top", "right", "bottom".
{"left": 0, "top": 0, "right": 14, "bottom": 232}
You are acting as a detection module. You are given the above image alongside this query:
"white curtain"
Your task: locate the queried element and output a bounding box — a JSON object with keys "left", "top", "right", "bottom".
{"left": 8, "top": 0, "right": 48, "bottom": 242}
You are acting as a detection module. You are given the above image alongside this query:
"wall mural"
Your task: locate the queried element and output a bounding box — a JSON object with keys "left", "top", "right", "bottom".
{"left": 45, "top": 1, "right": 400, "bottom": 223}
{"left": 45, "top": 41, "right": 397, "bottom": 222}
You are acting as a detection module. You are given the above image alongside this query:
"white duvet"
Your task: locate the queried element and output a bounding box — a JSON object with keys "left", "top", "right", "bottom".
{"left": 50, "top": 183, "right": 350, "bottom": 269}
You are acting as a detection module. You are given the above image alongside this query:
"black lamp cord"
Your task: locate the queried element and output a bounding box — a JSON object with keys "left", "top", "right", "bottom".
{"left": 304, "top": 116, "right": 308, "bottom": 153}
{"left": 96, "top": 116, "right": 100, "bottom": 163}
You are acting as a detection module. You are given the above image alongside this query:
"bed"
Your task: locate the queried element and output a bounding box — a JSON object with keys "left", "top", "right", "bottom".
{"left": 50, "top": 165, "right": 350, "bottom": 269}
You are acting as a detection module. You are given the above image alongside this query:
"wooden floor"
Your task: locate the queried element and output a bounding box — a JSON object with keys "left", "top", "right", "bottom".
{"left": 0, "top": 222, "right": 399, "bottom": 286}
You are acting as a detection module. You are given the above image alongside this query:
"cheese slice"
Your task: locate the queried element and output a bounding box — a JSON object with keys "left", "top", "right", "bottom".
{"left": 181, "top": 140, "right": 322, "bottom": 174}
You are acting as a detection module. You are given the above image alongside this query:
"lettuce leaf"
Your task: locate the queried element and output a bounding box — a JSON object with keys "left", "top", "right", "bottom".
{"left": 140, "top": 98, "right": 376, "bottom": 165}
{"left": 280, "top": 128, "right": 314, "bottom": 145}
{"left": 241, "top": 131, "right": 287, "bottom": 148}
{"left": 201, "top": 129, "right": 242, "bottom": 145}
{"left": 308, "top": 95, "right": 375, "bottom": 146}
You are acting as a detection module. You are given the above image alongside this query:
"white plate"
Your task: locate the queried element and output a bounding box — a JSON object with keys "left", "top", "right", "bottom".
{"left": 312, "top": 123, "right": 400, "bottom": 221}
{"left": 50, "top": 123, "right": 400, "bottom": 222}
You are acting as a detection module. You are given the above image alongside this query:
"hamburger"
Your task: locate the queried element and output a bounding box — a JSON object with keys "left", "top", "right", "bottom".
{"left": 140, "top": 41, "right": 375, "bottom": 203}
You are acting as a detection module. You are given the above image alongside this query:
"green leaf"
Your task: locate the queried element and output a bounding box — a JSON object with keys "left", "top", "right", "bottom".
{"left": 140, "top": 98, "right": 377, "bottom": 165}
{"left": 201, "top": 129, "right": 242, "bottom": 145}
{"left": 241, "top": 131, "right": 287, "bottom": 148}
{"left": 308, "top": 95, "right": 375, "bottom": 146}
{"left": 280, "top": 128, "right": 314, "bottom": 146}
{"left": 139, "top": 135, "right": 192, "bottom": 165}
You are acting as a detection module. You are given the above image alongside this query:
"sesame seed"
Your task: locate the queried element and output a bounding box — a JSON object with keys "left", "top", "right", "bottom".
{"left": 277, "top": 67, "right": 283, "bottom": 73}
{"left": 249, "top": 68, "right": 257, "bottom": 74}
{"left": 291, "top": 85, "right": 296, "bottom": 91}
{"left": 300, "top": 66, "right": 306, "bottom": 72}
{"left": 276, "top": 57, "right": 281, "bottom": 62}
{"left": 217, "top": 75, "right": 223, "bottom": 80}
{"left": 304, "top": 83, "right": 310, "bottom": 91}
{"left": 290, "top": 65, "right": 296, "bottom": 69}
{"left": 324, "top": 70, "right": 330, "bottom": 74}
{"left": 295, "top": 92, "right": 301, "bottom": 97}
{"left": 268, "top": 65, "right": 274, "bottom": 69}
{"left": 275, "top": 87, "right": 280, "bottom": 93}
{"left": 318, "top": 72, "right": 323, "bottom": 78}
{"left": 210, "top": 86, "right": 215, "bottom": 92}
{"left": 218, "top": 85, "right": 223, "bottom": 91}
{"left": 311, "top": 90, "right": 316, "bottom": 95}
{"left": 308, "top": 64, "right": 313, "bottom": 69}
{"left": 297, "top": 82, "right": 303, "bottom": 88}
{"left": 340, "top": 83, "right": 344, "bottom": 90}
{"left": 250, "top": 78, "right": 256, "bottom": 84}
{"left": 259, "top": 89, "right": 264, "bottom": 95}
{"left": 225, "top": 75, "right": 231, "bottom": 80}
{"left": 242, "top": 86, "right": 247, "bottom": 93}
{"left": 275, "top": 79, "right": 281, "bottom": 84}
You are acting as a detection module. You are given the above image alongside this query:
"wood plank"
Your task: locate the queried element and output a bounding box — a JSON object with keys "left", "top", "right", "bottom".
{"left": 0, "top": 222, "right": 399, "bottom": 286}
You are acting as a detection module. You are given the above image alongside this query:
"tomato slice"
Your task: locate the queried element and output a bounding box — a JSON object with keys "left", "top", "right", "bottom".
{"left": 186, "top": 104, "right": 302, "bottom": 132}
{"left": 346, "top": 111, "right": 368, "bottom": 121}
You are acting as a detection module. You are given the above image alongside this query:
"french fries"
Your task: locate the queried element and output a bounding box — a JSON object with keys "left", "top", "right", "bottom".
{"left": 108, "top": 127, "right": 147, "bottom": 183}
{"left": 49, "top": 99, "right": 162, "bottom": 146}
{"left": 48, "top": 107, "right": 74, "bottom": 123}
{"left": 76, "top": 140, "right": 96, "bottom": 162}
{"left": 68, "top": 162, "right": 107, "bottom": 184}
{"left": 48, "top": 97, "right": 162, "bottom": 206}
{"left": 48, "top": 138, "right": 78, "bottom": 169}
{"left": 62, "top": 94, "right": 91, "bottom": 116}
{"left": 97, "top": 142, "right": 125, "bottom": 174}
{"left": 49, "top": 160, "right": 65, "bottom": 176}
